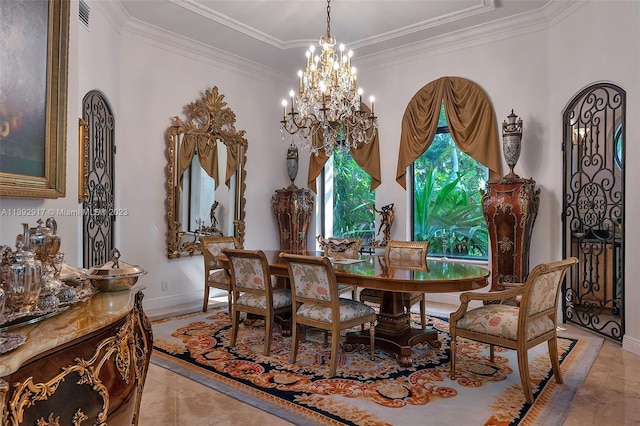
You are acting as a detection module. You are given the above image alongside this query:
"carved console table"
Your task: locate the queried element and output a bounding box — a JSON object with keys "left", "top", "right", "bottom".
{"left": 481, "top": 177, "right": 540, "bottom": 291}
{"left": 0, "top": 287, "right": 152, "bottom": 425}
{"left": 272, "top": 185, "right": 314, "bottom": 252}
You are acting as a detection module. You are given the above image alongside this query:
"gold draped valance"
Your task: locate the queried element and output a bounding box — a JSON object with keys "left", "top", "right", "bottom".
{"left": 396, "top": 76, "right": 502, "bottom": 188}
{"left": 174, "top": 129, "right": 240, "bottom": 191}
{"left": 307, "top": 103, "right": 381, "bottom": 194}
{"left": 177, "top": 134, "right": 220, "bottom": 189}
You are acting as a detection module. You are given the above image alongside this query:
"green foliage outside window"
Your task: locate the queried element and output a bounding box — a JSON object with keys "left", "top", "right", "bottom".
{"left": 332, "top": 149, "right": 375, "bottom": 242}
{"left": 412, "top": 105, "right": 488, "bottom": 259}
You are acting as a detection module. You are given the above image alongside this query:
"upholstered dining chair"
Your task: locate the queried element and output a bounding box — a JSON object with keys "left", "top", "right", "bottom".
{"left": 449, "top": 257, "right": 578, "bottom": 403}
{"left": 359, "top": 240, "right": 429, "bottom": 330}
{"left": 223, "top": 249, "right": 292, "bottom": 356}
{"left": 317, "top": 235, "right": 362, "bottom": 299}
{"left": 200, "top": 236, "right": 238, "bottom": 313}
{"left": 282, "top": 253, "right": 376, "bottom": 377}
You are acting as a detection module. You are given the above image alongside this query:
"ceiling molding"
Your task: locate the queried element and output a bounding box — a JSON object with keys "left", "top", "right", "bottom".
{"left": 349, "top": 0, "right": 495, "bottom": 50}
{"left": 122, "top": 18, "right": 284, "bottom": 83}
{"left": 356, "top": 0, "right": 579, "bottom": 73}
{"left": 169, "top": 0, "right": 286, "bottom": 48}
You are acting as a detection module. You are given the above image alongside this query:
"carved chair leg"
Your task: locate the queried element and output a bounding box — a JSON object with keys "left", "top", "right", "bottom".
{"left": 450, "top": 334, "right": 457, "bottom": 379}
{"left": 517, "top": 347, "right": 534, "bottom": 403}
{"left": 328, "top": 327, "right": 340, "bottom": 377}
{"left": 369, "top": 323, "right": 376, "bottom": 360}
{"left": 264, "top": 312, "right": 273, "bottom": 356}
{"left": 203, "top": 285, "right": 210, "bottom": 312}
{"left": 290, "top": 322, "right": 300, "bottom": 364}
{"left": 548, "top": 337, "right": 563, "bottom": 383}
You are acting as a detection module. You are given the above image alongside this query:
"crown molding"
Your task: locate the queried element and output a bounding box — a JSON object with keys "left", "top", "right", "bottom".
{"left": 169, "top": 0, "right": 496, "bottom": 52}
{"left": 356, "top": 0, "right": 583, "bottom": 73}
{"left": 93, "top": 0, "right": 283, "bottom": 83}
{"left": 350, "top": 0, "right": 495, "bottom": 50}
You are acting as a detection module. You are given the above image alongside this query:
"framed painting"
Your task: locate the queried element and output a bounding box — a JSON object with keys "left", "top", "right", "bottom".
{"left": 0, "top": 0, "right": 70, "bottom": 198}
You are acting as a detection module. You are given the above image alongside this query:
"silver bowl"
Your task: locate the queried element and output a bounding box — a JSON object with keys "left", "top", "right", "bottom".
{"left": 87, "top": 248, "right": 146, "bottom": 292}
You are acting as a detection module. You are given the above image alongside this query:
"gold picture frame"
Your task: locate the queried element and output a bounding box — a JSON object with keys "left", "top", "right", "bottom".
{"left": 0, "top": 0, "right": 70, "bottom": 198}
{"left": 78, "top": 118, "right": 89, "bottom": 202}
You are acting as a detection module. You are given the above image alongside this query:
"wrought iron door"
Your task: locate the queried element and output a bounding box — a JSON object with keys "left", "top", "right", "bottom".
{"left": 562, "top": 82, "right": 625, "bottom": 341}
{"left": 81, "top": 91, "right": 115, "bottom": 268}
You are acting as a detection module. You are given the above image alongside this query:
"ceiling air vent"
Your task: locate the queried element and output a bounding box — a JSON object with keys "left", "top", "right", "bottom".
{"left": 79, "top": 0, "right": 90, "bottom": 28}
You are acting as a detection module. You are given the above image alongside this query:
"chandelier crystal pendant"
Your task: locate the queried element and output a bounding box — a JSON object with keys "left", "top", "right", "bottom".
{"left": 280, "top": 0, "right": 378, "bottom": 156}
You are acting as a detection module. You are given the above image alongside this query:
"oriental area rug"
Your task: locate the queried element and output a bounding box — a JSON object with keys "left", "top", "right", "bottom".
{"left": 150, "top": 307, "right": 602, "bottom": 426}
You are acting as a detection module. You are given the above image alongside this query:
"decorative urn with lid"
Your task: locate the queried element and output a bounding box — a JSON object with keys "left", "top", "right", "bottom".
{"left": 88, "top": 248, "right": 147, "bottom": 292}
{"left": 502, "top": 109, "right": 524, "bottom": 178}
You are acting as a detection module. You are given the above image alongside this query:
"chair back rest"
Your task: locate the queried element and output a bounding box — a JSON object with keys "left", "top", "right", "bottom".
{"left": 519, "top": 257, "right": 578, "bottom": 322}
{"left": 201, "top": 236, "right": 237, "bottom": 270}
{"left": 385, "top": 240, "right": 429, "bottom": 267}
{"left": 282, "top": 254, "right": 339, "bottom": 309}
{"left": 222, "top": 249, "right": 272, "bottom": 298}
{"left": 316, "top": 236, "right": 362, "bottom": 259}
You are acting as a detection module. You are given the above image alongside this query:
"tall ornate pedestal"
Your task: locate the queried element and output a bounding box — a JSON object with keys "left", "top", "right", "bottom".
{"left": 481, "top": 177, "right": 540, "bottom": 291}
{"left": 272, "top": 185, "right": 314, "bottom": 252}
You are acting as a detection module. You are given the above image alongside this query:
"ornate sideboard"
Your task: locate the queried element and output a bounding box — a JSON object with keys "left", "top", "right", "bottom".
{"left": 272, "top": 185, "right": 314, "bottom": 252}
{"left": 0, "top": 287, "right": 152, "bottom": 425}
{"left": 481, "top": 177, "right": 540, "bottom": 292}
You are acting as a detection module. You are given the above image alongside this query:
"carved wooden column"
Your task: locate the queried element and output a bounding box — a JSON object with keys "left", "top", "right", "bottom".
{"left": 272, "top": 185, "right": 314, "bottom": 252}
{"left": 481, "top": 177, "right": 540, "bottom": 291}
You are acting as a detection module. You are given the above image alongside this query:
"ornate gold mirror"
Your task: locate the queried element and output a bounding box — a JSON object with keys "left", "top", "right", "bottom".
{"left": 166, "top": 87, "right": 247, "bottom": 258}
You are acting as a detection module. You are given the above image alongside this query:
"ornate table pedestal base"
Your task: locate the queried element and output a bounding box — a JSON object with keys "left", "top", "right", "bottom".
{"left": 345, "top": 291, "right": 440, "bottom": 367}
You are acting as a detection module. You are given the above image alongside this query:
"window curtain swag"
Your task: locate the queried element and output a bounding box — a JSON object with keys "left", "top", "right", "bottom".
{"left": 307, "top": 103, "right": 381, "bottom": 193}
{"left": 396, "top": 77, "right": 502, "bottom": 188}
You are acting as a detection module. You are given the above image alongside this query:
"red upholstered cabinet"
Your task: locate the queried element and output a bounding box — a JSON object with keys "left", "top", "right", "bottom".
{"left": 481, "top": 177, "right": 540, "bottom": 291}
{"left": 272, "top": 186, "right": 314, "bottom": 252}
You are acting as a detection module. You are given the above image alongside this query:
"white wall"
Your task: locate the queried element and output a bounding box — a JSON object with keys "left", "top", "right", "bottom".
{"left": 1, "top": 1, "right": 637, "bottom": 354}
{"left": 546, "top": 0, "right": 639, "bottom": 353}
{"left": 358, "top": 0, "right": 639, "bottom": 353}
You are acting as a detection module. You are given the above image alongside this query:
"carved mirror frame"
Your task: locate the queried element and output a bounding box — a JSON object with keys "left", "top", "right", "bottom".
{"left": 166, "top": 87, "right": 247, "bottom": 258}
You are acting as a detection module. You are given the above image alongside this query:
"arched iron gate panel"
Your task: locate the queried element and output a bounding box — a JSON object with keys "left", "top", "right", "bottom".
{"left": 81, "top": 91, "right": 115, "bottom": 268}
{"left": 562, "top": 82, "right": 625, "bottom": 342}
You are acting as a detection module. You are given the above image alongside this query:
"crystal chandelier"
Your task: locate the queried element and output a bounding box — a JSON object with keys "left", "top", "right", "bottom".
{"left": 280, "top": 0, "right": 378, "bottom": 156}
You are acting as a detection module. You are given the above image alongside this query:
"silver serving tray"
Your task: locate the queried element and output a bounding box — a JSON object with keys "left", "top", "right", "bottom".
{"left": 0, "top": 306, "right": 70, "bottom": 332}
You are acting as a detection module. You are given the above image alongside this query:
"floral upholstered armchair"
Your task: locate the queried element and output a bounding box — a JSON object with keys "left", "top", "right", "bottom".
{"left": 223, "top": 249, "right": 292, "bottom": 356}
{"left": 282, "top": 253, "right": 376, "bottom": 377}
{"left": 200, "top": 236, "right": 238, "bottom": 313}
{"left": 449, "top": 257, "right": 578, "bottom": 403}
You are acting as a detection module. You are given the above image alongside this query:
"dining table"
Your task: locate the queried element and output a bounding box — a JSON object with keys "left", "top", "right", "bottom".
{"left": 221, "top": 250, "right": 490, "bottom": 367}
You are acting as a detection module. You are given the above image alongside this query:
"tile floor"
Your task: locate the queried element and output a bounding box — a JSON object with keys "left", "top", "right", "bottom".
{"left": 139, "top": 299, "right": 640, "bottom": 425}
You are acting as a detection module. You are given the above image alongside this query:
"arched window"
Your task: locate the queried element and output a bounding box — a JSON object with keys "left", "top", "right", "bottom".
{"left": 398, "top": 77, "right": 502, "bottom": 260}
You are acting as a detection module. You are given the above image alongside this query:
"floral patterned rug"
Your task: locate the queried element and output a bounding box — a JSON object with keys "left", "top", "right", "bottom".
{"left": 151, "top": 307, "right": 602, "bottom": 426}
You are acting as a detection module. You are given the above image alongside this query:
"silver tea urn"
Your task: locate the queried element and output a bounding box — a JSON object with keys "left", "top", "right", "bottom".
{"left": 2, "top": 242, "right": 42, "bottom": 313}
{"left": 21, "top": 217, "right": 61, "bottom": 265}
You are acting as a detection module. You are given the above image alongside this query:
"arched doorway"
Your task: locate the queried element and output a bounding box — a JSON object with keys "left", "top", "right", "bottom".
{"left": 80, "top": 90, "right": 115, "bottom": 268}
{"left": 562, "top": 82, "right": 625, "bottom": 342}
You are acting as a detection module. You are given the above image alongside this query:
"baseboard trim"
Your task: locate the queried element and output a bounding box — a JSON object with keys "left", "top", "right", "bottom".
{"left": 623, "top": 334, "right": 640, "bottom": 356}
